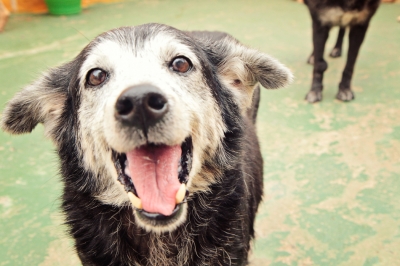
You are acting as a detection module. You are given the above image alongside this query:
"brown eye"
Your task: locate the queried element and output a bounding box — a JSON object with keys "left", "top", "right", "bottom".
{"left": 233, "top": 79, "right": 242, "bottom": 86}
{"left": 87, "top": 68, "right": 107, "bottom": 86}
{"left": 170, "top": 57, "right": 192, "bottom": 73}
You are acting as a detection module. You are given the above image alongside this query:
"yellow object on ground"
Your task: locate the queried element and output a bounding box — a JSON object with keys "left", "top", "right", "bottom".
{"left": 0, "top": 0, "right": 10, "bottom": 31}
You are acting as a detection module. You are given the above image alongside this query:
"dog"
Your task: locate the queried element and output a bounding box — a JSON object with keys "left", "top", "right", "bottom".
{"left": 1, "top": 23, "right": 292, "bottom": 265}
{"left": 304, "top": 0, "right": 380, "bottom": 103}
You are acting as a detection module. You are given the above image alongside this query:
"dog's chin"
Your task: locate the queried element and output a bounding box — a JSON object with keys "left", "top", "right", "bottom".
{"left": 112, "top": 137, "right": 193, "bottom": 233}
{"left": 134, "top": 203, "right": 188, "bottom": 233}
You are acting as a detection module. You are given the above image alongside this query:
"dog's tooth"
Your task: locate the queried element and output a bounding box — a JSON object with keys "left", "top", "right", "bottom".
{"left": 175, "top": 183, "right": 186, "bottom": 204}
{"left": 128, "top": 192, "right": 142, "bottom": 209}
{"left": 124, "top": 166, "right": 131, "bottom": 177}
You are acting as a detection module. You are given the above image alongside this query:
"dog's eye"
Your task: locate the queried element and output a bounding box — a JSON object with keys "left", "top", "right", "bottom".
{"left": 170, "top": 57, "right": 192, "bottom": 73}
{"left": 87, "top": 68, "right": 108, "bottom": 86}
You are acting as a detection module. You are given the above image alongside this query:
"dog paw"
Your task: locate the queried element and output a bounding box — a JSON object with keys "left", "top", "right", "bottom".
{"left": 305, "top": 90, "right": 322, "bottom": 103}
{"left": 329, "top": 48, "right": 341, "bottom": 58}
{"left": 307, "top": 55, "right": 314, "bottom": 65}
{"left": 336, "top": 89, "right": 354, "bottom": 102}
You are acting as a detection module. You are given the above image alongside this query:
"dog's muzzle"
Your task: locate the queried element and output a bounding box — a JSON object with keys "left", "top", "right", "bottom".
{"left": 112, "top": 84, "right": 193, "bottom": 230}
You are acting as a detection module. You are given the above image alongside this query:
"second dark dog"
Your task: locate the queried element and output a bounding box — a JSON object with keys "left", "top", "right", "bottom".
{"left": 304, "top": 0, "right": 380, "bottom": 103}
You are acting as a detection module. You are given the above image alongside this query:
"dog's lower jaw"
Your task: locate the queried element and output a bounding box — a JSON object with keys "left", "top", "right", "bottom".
{"left": 134, "top": 202, "right": 189, "bottom": 233}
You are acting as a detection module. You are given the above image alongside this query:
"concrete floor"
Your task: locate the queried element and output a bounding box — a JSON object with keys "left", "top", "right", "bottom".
{"left": 0, "top": 0, "right": 399, "bottom": 265}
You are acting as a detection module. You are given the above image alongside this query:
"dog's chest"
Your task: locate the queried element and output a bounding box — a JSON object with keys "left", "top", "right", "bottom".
{"left": 319, "top": 7, "right": 371, "bottom": 26}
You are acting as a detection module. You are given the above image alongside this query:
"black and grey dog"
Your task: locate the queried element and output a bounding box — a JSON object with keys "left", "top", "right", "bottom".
{"left": 304, "top": 0, "right": 380, "bottom": 103}
{"left": 1, "top": 24, "right": 292, "bottom": 265}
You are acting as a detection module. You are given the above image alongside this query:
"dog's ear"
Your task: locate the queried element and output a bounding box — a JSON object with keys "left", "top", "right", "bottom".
{"left": 211, "top": 36, "right": 293, "bottom": 112}
{"left": 1, "top": 65, "right": 69, "bottom": 139}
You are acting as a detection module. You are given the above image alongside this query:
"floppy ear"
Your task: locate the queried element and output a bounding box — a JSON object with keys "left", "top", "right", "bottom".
{"left": 211, "top": 35, "right": 293, "bottom": 113}
{"left": 1, "top": 66, "right": 69, "bottom": 139}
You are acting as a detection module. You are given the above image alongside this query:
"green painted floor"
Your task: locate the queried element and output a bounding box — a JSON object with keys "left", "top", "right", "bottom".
{"left": 0, "top": 0, "right": 399, "bottom": 265}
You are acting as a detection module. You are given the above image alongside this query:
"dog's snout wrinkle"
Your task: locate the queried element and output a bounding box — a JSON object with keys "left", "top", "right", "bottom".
{"left": 115, "top": 84, "right": 169, "bottom": 135}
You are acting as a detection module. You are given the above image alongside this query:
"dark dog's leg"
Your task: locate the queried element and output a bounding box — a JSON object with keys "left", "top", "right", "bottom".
{"left": 308, "top": 27, "right": 345, "bottom": 64}
{"left": 336, "top": 24, "right": 369, "bottom": 101}
{"left": 305, "top": 19, "right": 330, "bottom": 103}
{"left": 330, "top": 27, "right": 345, "bottom": 58}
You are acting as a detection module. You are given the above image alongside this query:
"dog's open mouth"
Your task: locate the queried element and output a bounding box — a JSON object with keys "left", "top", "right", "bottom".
{"left": 113, "top": 137, "right": 192, "bottom": 224}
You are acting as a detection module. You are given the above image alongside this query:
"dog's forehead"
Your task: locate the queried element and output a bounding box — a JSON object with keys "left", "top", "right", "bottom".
{"left": 79, "top": 26, "right": 202, "bottom": 78}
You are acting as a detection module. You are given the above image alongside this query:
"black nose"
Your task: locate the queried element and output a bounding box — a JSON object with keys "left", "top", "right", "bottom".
{"left": 115, "top": 84, "right": 168, "bottom": 133}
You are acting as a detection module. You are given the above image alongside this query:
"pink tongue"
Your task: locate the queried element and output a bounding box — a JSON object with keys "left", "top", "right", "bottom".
{"left": 126, "top": 145, "right": 182, "bottom": 216}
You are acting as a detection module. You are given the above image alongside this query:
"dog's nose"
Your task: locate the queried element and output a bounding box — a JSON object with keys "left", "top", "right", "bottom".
{"left": 115, "top": 85, "right": 168, "bottom": 131}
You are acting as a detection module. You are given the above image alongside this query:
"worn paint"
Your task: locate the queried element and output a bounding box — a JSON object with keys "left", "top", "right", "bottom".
{"left": 0, "top": 0, "right": 399, "bottom": 265}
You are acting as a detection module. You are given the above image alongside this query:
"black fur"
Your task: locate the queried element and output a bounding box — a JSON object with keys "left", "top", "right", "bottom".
{"left": 304, "top": 0, "right": 380, "bottom": 103}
